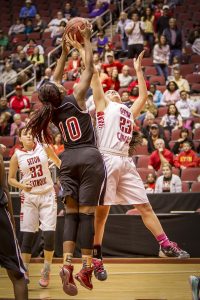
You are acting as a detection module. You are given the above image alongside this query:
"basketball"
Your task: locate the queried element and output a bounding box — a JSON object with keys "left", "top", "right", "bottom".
{"left": 64, "top": 17, "right": 86, "bottom": 44}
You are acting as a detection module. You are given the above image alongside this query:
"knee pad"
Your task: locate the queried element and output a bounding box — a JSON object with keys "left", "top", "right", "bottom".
{"left": 21, "top": 232, "right": 35, "bottom": 254}
{"left": 43, "top": 231, "right": 55, "bottom": 251}
{"left": 79, "top": 213, "right": 94, "bottom": 250}
{"left": 63, "top": 213, "right": 79, "bottom": 243}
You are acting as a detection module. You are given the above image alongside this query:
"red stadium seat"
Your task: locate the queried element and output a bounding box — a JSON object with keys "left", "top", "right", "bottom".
{"left": 191, "top": 182, "right": 200, "bottom": 192}
{"left": 180, "top": 64, "right": 195, "bottom": 76}
{"left": 185, "top": 74, "right": 200, "bottom": 85}
{"left": 26, "top": 32, "right": 41, "bottom": 40}
{"left": 145, "top": 66, "right": 158, "bottom": 76}
{"left": 182, "top": 182, "right": 190, "bottom": 192}
{"left": 142, "top": 57, "right": 153, "bottom": 66}
{"left": 157, "top": 106, "right": 168, "bottom": 117}
{"left": 123, "top": 59, "right": 133, "bottom": 68}
{"left": 192, "top": 83, "right": 200, "bottom": 93}
{"left": 191, "top": 55, "right": 200, "bottom": 64}
{"left": 133, "top": 144, "right": 149, "bottom": 156}
{"left": 193, "top": 128, "right": 200, "bottom": 141}
{"left": 156, "top": 85, "right": 166, "bottom": 93}
{"left": 137, "top": 168, "right": 155, "bottom": 182}
{"left": 181, "top": 168, "right": 200, "bottom": 182}
{"left": 137, "top": 155, "right": 150, "bottom": 168}
{"left": 0, "top": 136, "right": 15, "bottom": 147}
{"left": 149, "top": 76, "right": 165, "bottom": 85}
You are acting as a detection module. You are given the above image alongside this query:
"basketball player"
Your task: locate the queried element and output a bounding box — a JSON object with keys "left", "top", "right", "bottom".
{"left": 8, "top": 127, "right": 61, "bottom": 288}
{"left": 189, "top": 276, "right": 200, "bottom": 300}
{"left": 26, "top": 21, "right": 106, "bottom": 296}
{"left": 69, "top": 38, "right": 190, "bottom": 280}
{"left": 0, "top": 153, "right": 28, "bottom": 300}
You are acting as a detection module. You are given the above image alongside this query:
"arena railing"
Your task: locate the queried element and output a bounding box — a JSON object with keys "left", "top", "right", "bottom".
{"left": 3, "top": 64, "right": 37, "bottom": 98}
{"left": 4, "top": 164, "right": 57, "bottom": 196}
{"left": 47, "top": 8, "right": 113, "bottom": 68}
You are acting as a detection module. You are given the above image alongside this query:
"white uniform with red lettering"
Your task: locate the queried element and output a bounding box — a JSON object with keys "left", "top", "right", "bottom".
{"left": 15, "top": 143, "right": 57, "bottom": 232}
{"left": 96, "top": 101, "right": 149, "bottom": 205}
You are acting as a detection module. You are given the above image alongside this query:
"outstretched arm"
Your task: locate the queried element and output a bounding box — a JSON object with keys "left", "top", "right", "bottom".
{"left": 53, "top": 38, "right": 70, "bottom": 84}
{"left": 130, "top": 51, "right": 148, "bottom": 119}
{"left": 44, "top": 145, "right": 61, "bottom": 169}
{"left": 65, "top": 21, "right": 94, "bottom": 108}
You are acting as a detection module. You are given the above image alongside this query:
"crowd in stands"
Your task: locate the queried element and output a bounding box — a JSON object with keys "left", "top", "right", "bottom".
{"left": 0, "top": 0, "right": 200, "bottom": 194}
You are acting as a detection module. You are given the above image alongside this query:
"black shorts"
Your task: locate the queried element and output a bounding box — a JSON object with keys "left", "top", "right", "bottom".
{"left": 59, "top": 147, "right": 106, "bottom": 206}
{"left": 0, "top": 206, "right": 26, "bottom": 274}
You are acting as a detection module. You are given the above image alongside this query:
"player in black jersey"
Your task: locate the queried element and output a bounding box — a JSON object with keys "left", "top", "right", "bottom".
{"left": 27, "top": 21, "right": 106, "bottom": 295}
{"left": 0, "top": 153, "right": 28, "bottom": 300}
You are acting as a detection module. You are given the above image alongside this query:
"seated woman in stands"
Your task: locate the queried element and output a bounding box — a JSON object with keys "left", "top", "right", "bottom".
{"left": 155, "top": 163, "right": 182, "bottom": 193}
{"left": 160, "top": 104, "right": 183, "bottom": 132}
{"left": 160, "top": 81, "right": 180, "bottom": 106}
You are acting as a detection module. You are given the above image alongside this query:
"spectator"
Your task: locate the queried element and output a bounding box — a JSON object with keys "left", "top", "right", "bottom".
{"left": 102, "top": 53, "right": 124, "bottom": 73}
{"left": 156, "top": 5, "right": 170, "bottom": 37}
{"left": 163, "top": 18, "right": 185, "bottom": 64}
{"left": 174, "top": 141, "right": 198, "bottom": 169}
{"left": 63, "top": 2, "right": 78, "bottom": 20}
{"left": 0, "top": 63, "right": 17, "bottom": 96}
{"left": 147, "top": 123, "right": 169, "bottom": 153}
{"left": 12, "top": 50, "right": 32, "bottom": 85}
{"left": 121, "top": 91, "right": 132, "bottom": 108}
{"left": 93, "top": 52, "right": 102, "bottom": 71}
{"left": 128, "top": 77, "right": 150, "bottom": 92}
{"left": 188, "top": 22, "right": 200, "bottom": 45}
{"left": 149, "top": 83, "right": 163, "bottom": 107}
{"left": 51, "top": 133, "right": 64, "bottom": 156}
{"left": 96, "top": 30, "right": 109, "bottom": 56}
{"left": 176, "top": 91, "right": 194, "bottom": 127}
{"left": 118, "top": 65, "right": 133, "bottom": 88}
{"left": 28, "top": 46, "right": 44, "bottom": 80}
{"left": 148, "top": 138, "right": 173, "bottom": 171}
{"left": 153, "top": 35, "right": 170, "bottom": 80}
{"left": 142, "top": 112, "right": 165, "bottom": 141}
{"left": 45, "top": 11, "right": 66, "bottom": 34}
{"left": 144, "top": 172, "right": 157, "bottom": 193}
{"left": 155, "top": 163, "right": 182, "bottom": 193}
{"left": 115, "top": 11, "right": 131, "bottom": 51}
{"left": 19, "top": 0, "right": 37, "bottom": 19}
{"left": 33, "top": 14, "right": 46, "bottom": 33}
{"left": 0, "top": 112, "right": 11, "bottom": 136}
{"left": 37, "top": 67, "right": 53, "bottom": 89}
{"left": 10, "top": 45, "right": 24, "bottom": 61}
{"left": 65, "top": 49, "right": 81, "bottom": 81}
{"left": 191, "top": 99, "right": 200, "bottom": 119}
{"left": 0, "top": 97, "right": 15, "bottom": 119}
{"left": 89, "top": 0, "right": 109, "bottom": 30}
{"left": 172, "top": 128, "right": 195, "bottom": 155}
{"left": 110, "top": 68, "right": 120, "bottom": 91}
{"left": 8, "top": 18, "right": 25, "bottom": 36}
{"left": 191, "top": 35, "right": 200, "bottom": 55}
{"left": 0, "top": 30, "right": 9, "bottom": 56}
{"left": 141, "top": 6, "right": 155, "bottom": 51}
{"left": 9, "top": 85, "right": 30, "bottom": 113}
{"left": 160, "top": 103, "right": 183, "bottom": 132}
{"left": 129, "top": 86, "right": 139, "bottom": 102}
{"left": 10, "top": 114, "right": 25, "bottom": 136}
{"left": 141, "top": 92, "right": 158, "bottom": 118}
{"left": 128, "top": 0, "right": 144, "bottom": 18}
{"left": 160, "top": 81, "right": 180, "bottom": 106}
{"left": 24, "top": 19, "right": 33, "bottom": 34}
{"left": 125, "top": 12, "right": 145, "bottom": 59}
{"left": 102, "top": 43, "right": 114, "bottom": 63}
{"left": 170, "top": 68, "right": 190, "bottom": 93}
{"left": 169, "top": 56, "right": 180, "bottom": 76}
{"left": 23, "top": 38, "right": 44, "bottom": 56}
{"left": 51, "top": 21, "right": 66, "bottom": 41}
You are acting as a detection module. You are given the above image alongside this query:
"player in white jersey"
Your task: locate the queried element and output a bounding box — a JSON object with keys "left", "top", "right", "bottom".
{"left": 8, "top": 127, "right": 61, "bottom": 288}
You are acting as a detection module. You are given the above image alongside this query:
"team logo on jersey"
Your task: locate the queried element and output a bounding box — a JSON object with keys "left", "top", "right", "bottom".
{"left": 96, "top": 111, "right": 105, "bottom": 129}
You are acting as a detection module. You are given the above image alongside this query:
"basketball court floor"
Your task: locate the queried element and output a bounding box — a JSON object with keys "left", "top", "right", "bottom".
{"left": 0, "top": 259, "right": 199, "bottom": 300}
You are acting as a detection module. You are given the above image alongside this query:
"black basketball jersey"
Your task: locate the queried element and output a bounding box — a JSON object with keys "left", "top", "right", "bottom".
{"left": 52, "top": 94, "right": 96, "bottom": 149}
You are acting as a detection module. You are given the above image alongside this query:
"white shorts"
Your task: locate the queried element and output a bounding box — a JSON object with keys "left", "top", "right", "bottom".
{"left": 102, "top": 154, "right": 149, "bottom": 205}
{"left": 20, "top": 189, "right": 57, "bottom": 232}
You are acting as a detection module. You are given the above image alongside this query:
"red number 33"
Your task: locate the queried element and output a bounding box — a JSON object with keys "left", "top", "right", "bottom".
{"left": 120, "top": 116, "right": 132, "bottom": 134}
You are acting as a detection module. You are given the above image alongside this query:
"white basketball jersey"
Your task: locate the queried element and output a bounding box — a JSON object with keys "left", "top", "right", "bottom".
{"left": 15, "top": 143, "right": 54, "bottom": 194}
{"left": 95, "top": 101, "right": 133, "bottom": 155}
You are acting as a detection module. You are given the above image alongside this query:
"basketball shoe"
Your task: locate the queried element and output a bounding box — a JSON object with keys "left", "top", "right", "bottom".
{"left": 92, "top": 258, "right": 107, "bottom": 281}
{"left": 59, "top": 265, "right": 78, "bottom": 296}
{"left": 189, "top": 276, "right": 200, "bottom": 300}
{"left": 159, "top": 242, "right": 190, "bottom": 259}
{"left": 39, "top": 269, "right": 50, "bottom": 288}
{"left": 75, "top": 267, "right": 93, "bottom": 290}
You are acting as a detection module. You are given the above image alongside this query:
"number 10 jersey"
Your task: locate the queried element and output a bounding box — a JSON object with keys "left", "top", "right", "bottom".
{"left": 96, "top": 101, "right": 134, "bottom": 155}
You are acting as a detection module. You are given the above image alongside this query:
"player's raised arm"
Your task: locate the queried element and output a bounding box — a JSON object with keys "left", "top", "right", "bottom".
{"left": 130, "top": 51, "right": 148, "bottom": 119}
{"left": 65, "top": 21, "right": 94, "bottom": 107}
{"left": 44, "top": 145, "right": 61, "bottom": 169}
{"left": 53, "top": 38, "right": 70, "bottom": 84}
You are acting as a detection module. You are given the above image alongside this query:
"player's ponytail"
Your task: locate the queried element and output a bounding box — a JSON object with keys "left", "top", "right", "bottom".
{"left": 27, "top": 82, "right": 62, "bottom": 144}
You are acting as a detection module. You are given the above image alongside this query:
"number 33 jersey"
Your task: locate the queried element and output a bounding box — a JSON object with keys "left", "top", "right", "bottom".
{"left": 15, "top": 143, "right": 54, "bottom": 194}
{"left": 96, "top": 101, "right": 134, "bottom": 155}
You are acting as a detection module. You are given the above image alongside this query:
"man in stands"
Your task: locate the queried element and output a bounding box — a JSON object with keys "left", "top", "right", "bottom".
{"left": 9, "top": 85, "right": 30, "bottom": 114}
{"left": 119, "top": 65, "right": 133, "bottom": 88}
{"left": 171, "top": 68, "right": 190, "bottom": 93}
{"left": 19, "top": 0, "right": 37, "bottom": 19}
{"left": 148, "top": 138, "right": 174, "bottom": 171}
{"left": 102, "top": 53, "right": 124, "bottom": 74}
{"left": 174, "top": 141, "right": 199, "bottom": 169}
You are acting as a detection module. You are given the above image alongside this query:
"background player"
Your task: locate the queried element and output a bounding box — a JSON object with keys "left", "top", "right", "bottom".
{"left": 0, "top": 152, "right": 28, "bottom": 300}
{"left": 26, "top": 21, "right": 106, "bottom": 296}
{"left": 8, "top": 127, "right": 61, "bottom": 288}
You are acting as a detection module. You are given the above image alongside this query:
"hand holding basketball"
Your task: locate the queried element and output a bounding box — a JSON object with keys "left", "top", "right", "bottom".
{"left": 64, "top": 17, "right": 92, "bottom": 45}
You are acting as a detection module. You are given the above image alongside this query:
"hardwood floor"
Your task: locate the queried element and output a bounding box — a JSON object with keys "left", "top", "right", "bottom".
{"left": 0, "top": 261, "right": 199, "bottom": 300}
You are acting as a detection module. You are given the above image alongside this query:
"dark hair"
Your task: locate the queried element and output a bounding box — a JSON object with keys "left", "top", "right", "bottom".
{"left": 26, "top": 82, "right": 62, "bottom": 144}
{"left": 158, "top": 35, "right": 167, "bottom": 48}
{"left": 167, "top": 104, "right": 179, "bottom": 117}
{"left": 143, "top": 6, "right": 153, "bottom": 21}
{"left": 128, "top": 131, "right": 143, "bottom": 157}
{"left": 166, "top": 80, "right": 179, "bottom": 91}
{"left": 180, "top": 128, "right": 189, "bottom": 136}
